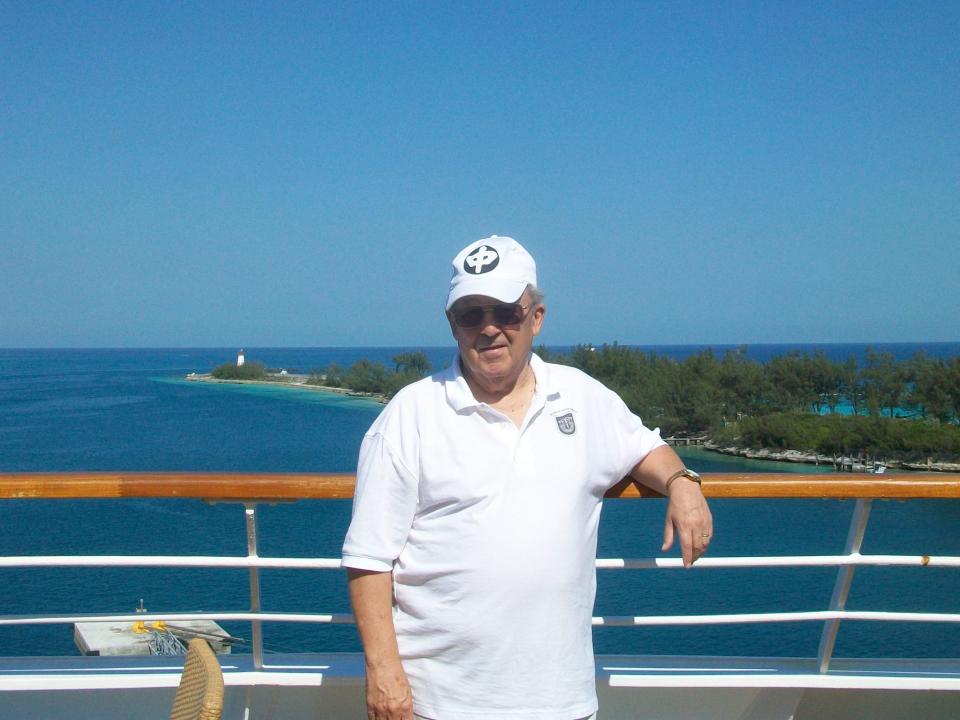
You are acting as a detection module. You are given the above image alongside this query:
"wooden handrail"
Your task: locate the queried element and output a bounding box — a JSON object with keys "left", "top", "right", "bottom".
{"left": 0, "top": 473, "right": 958, "bottom": 500}
{"left": 0, "top": 473, "right": 357, "bottom": 500}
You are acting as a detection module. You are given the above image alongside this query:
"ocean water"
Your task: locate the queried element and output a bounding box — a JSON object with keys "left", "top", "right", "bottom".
{"left": 0, "top": 346, "right": 958, "bottom": 659}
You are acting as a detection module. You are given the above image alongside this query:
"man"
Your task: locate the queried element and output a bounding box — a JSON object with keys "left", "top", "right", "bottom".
{"left": 342, "top": 236, "right": 713, "bottom": 720}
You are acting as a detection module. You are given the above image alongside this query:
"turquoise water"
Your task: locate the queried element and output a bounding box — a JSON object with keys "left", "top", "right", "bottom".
{"left": 0, "top": 346, "right": 957, "bottom": 659}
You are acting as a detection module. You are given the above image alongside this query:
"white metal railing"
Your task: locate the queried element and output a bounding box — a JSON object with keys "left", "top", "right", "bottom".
{"left": 2, "top": 495, "right": 959, "bottom": 673}
{"left": 2, "top": 555, "right": 957, "bottom": 569}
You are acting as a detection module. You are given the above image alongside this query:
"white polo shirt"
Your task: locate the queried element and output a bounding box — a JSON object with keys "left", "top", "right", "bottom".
{"left": 342, "top": 354, "right": 664, "bottom": 720}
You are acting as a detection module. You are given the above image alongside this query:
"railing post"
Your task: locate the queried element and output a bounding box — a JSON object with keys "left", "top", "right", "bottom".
{"left": 244, "top": 502, "right": 264, "bottom": 670}
{"left": 817, "top": 498, "right": 872, "bottom": 673}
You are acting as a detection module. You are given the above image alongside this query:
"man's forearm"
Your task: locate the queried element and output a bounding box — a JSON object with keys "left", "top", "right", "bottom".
{"left": 630, "top": 444, "right": 687, "bottom": 494}
{"left": 347, "top": 568, "right": 403, "bottom": 668}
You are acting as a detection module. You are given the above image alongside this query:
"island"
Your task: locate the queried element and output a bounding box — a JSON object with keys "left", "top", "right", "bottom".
{"left": 185, "top": 351, "right": 435, "bottom": 405}
{"left": 186, "top": 346, "right": 960, "bottom": 472}
{"left": 537, "top": 344, "right": 960, "bottom": 473}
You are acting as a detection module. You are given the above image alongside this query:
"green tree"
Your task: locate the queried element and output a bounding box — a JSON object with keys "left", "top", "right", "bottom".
{"left": 393, "top": 351, "right": 432, "bottom": 376}
{"left": 838, "top": 356, "right": 864, "bottom": 416}
{"left": 947, "top": 357, "right": 960, "bottom": 422}
{"left": 716, "top": 346, "right": 765, "bottom": 421}
{"left": 211, "top": 361, "right": 267, "bottom": 380}
{"left": 764, "top": 352, "right": 823, "bottom": 413}
{"left": 807, "top": 352, "right": 843, "bottom": 414}
{"left": 307, "top": 363, "right": 343, "bottom": 387}
{"left": 386, "top": 352, "right": 431, "bottom": 397}
{"left": 862, "top": 349, "right": 908, "bottom": 418}
{"left": 915, "top": 356, "right": 960, "bottom": 423}
{"left": 343, "top": 360, "right": 390, "bottom": 394}
{"left": 904, "top": 352, "right": 937, "bottom": 420}
{"left": 674, "top": 350, "right": 722, "bottom": 431}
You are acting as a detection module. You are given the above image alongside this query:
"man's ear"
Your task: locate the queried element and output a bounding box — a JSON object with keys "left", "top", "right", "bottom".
{"left": 531, "top": 304, "right": 546, "bottom": 336}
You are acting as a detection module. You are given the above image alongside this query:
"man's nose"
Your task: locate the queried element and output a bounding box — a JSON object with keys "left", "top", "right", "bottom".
{"left": 479, "top": 317, "right": 503, "bottom": 336}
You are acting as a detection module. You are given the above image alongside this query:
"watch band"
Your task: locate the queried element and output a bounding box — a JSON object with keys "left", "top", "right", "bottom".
{"left": 665, "top": 468, "right": 701, "bottom": 491}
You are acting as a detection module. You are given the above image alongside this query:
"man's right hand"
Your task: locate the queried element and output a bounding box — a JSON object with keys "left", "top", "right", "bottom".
{"left": 365, "top": 660, "right": 413, "bottom": 720}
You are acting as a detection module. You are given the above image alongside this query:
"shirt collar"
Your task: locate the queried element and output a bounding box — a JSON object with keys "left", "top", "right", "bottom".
{"left": 444, "top": 352, "right": 560, "bottom": 413}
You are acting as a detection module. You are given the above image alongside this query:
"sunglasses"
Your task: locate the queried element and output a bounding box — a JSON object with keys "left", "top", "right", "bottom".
{"left": 452, "top": 302, "right": 530, "bottom": 329}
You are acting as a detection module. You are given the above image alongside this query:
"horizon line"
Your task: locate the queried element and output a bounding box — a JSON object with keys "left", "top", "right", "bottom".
{"left": 2, "top": 340, "right": 959, "bottom": 352}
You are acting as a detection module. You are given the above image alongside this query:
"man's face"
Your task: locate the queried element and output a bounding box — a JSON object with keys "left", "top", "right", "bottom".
{"left": 447, "top": 289, "right": 545, "bottom": 390}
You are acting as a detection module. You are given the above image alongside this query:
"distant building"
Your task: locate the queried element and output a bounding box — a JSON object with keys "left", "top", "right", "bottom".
{"left": 237, "top": 349, "right": 245, "bottom": 367}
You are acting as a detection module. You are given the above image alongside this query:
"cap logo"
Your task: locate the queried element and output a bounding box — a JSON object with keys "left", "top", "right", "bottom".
{"left": 464, "top": 245, "right": 499, "bottom": 274}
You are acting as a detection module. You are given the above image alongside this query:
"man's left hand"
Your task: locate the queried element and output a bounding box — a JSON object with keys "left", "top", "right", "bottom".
{"left": 662, "top": 478, "right": 713, "bottom": 567}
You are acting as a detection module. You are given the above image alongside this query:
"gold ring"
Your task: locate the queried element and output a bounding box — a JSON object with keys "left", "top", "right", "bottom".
{"left": 701, "top": 533, "right": 711, "bottom": 538}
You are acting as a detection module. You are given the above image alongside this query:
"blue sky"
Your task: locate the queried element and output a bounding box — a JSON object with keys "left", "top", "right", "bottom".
{"left": 1, "top": 1, "right": 957, "bottom": 348}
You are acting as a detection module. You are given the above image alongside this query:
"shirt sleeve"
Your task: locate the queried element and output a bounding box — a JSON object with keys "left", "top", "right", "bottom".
{"left": 341, "top": 431, "right": 420, "bottom": 572}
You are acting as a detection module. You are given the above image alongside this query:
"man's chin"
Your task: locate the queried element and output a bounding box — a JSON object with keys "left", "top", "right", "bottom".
{"left": 469, "top": 359, "right": 511, "bottom": 383}
{"left": 474, "top": 352, "right": 510, "bottom": 371}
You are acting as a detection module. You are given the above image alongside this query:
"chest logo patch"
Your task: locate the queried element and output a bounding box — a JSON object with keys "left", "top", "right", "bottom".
{"left": 464, "top": 245, "right": 500, "bottom": 274}
{"left": 555, "top": 412, "right": 576, "bottom": 435}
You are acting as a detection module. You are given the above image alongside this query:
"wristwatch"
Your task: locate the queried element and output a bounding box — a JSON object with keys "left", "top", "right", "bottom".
{"left": 665, "top": 468, "right": 701, "bottom": 491}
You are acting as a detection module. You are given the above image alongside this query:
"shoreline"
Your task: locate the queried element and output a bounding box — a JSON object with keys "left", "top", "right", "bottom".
{"left": 699, "top": 440, "right": 960, "bottom": 473}
{"left": 184, "top": 373, "right": 388, "bottom": 404}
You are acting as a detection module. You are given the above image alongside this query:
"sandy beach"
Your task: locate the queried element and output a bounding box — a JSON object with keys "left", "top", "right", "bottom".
{"left": 184, "top": 373, "right": 388, "bottom": 404}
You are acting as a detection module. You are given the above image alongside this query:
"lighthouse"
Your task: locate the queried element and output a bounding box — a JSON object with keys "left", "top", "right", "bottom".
{"left": 237, "top": 349, "right": 245, "bottom": 367}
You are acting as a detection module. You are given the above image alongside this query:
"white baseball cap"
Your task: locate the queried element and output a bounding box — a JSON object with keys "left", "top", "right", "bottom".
{"left": 446, "top": 235, "right": 537, "bottom": 310}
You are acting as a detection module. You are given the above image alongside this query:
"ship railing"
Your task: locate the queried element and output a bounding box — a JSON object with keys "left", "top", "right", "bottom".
{"left": 0, "top": 472, "right": 959, "bottom": 679}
